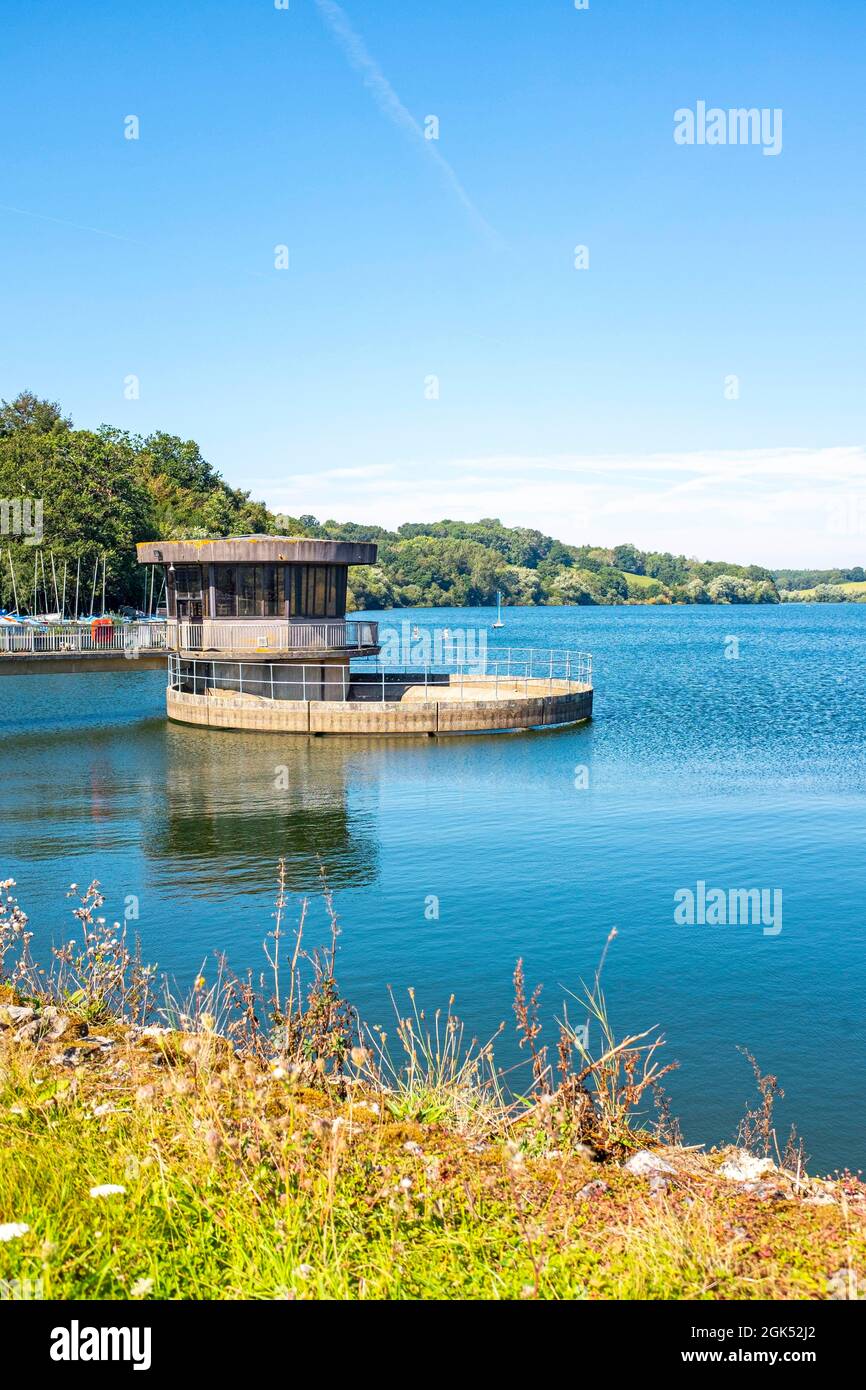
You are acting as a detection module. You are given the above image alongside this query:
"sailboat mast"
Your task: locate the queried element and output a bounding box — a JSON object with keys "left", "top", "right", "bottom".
{"left": 7, "top": 550, "right": 20, "bottom": 614}
{"left": 40, "top": 551, "right": 49, "bottom": 615}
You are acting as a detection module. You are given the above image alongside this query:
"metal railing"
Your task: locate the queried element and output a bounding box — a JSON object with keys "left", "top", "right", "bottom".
{"left": 355, "top": 645, "right": 592, "bottom": 683}
{"left": 168, "top": 647, "right": 592, "bottom": 704}
{"left": 0, "top": 621, "right": 168, "bottom": 655}
{"left": 168, "top": 618, "right": 379, "bottom": 653}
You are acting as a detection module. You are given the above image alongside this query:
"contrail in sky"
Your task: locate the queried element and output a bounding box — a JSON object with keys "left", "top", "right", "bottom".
{"left": 314, "top": 0, "right": 500, "bottom": 244}
{"left": 0, "top": 203, "right": 141, "bottom": 243}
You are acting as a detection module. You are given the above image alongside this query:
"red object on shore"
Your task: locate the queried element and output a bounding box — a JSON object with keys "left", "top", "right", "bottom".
{"left": 91, "top": 617, "right": 113, "bottom": 646}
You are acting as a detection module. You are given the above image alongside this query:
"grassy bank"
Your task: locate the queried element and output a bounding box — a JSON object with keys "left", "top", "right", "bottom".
{"left": 1, "top": 874, "right": 863, "bottom": 1301}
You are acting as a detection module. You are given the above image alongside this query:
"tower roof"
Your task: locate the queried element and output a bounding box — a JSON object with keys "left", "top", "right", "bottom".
{"left": 136, "top": 536, "right": 378, "bottom": 566}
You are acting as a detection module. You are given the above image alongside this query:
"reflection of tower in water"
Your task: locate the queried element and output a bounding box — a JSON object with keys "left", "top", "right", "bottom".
{"left": 147, "top": 724, "right": 379, "bottom": 895}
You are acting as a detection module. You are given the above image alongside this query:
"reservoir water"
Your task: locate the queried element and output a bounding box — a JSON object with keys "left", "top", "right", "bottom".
{"left": 1, "top": 603, "right": 864, "bottom": 1170}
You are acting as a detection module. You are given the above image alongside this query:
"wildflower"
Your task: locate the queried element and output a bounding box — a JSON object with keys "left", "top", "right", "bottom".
{"left": 293, "top": 1264, "right": 313, "bottom": 1280}
{"left": 130, "top": 1277, "right": 154, "bottom": 1298}
{"left": 270, "top": 1063, "right": 288, "bottom": 1080}
{"left": 89, "top": 1184, "right": 126, "bottom": 1198}
{"left": 200, "top": 1013, "right": 216, "bottom": 1033}
{"left": 0, "top": 1222, "right": 30, "bottom": 1241}
{"left": 398, "top": 1176, "right": 413, "bottom": 1191}
{"left": 194, "top": 976, "right": 205, "bottom": 990}
{"left": 350, "top": 1046, "right": 368, "bottom": 1068}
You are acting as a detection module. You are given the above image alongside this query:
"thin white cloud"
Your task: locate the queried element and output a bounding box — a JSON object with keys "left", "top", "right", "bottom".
{"left": 286, "top": 464, "right": 395, "bottom": 482}
{"left": 261, "top": 445, "right": 866, "bottom": 567}
{"left": 314, "top": 0, "right": 499, "bottom": 244}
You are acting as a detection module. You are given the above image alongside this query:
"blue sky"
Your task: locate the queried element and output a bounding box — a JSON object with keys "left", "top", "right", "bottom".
{"left": 1, "top": 0, "right": 864, "bottom": 564}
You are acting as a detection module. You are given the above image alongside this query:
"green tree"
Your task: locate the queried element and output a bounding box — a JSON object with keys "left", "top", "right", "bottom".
{"left": 0, "top": 422, "right": 155, "bottom": 611}
{"left": 612, "top": 542, "right": 645, "bottom": 575}
{"left": 550, "top": 568, "right": 597, "bottom": 605}
{"left": 708, "top": 574, "right": 754, "bottom": 604}
{"left": 503, "top": 565, "right": 544, "bottom": 605}
{"left": 346, "top": 565, "right": 395, "bottom": 611}
{"left": 0, "top": 390, "right": 71, "bottom": 437}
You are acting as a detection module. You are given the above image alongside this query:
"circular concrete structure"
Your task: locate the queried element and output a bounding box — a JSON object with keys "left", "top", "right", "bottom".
{"left": 166, "top": 677, "right": 593, "bottom": 736}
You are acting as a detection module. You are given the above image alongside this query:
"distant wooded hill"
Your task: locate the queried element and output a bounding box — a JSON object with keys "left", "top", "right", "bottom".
{"left": 1, "top": 393, "right": 862, "bottom": 611}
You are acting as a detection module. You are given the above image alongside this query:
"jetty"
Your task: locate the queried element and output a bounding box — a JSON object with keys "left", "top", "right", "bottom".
{"left": 0, "top": 619, "right": 168, "bottom": 674}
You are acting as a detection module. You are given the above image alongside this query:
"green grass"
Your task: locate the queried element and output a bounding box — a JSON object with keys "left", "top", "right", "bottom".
{"left": 1, "top": 1025, "right": 863, "bottom": 1300}
{"left": 784, "top": 581, "right": 866, "bottom": 601}
{"left": 622, "top": 572, "right": 660, "bottom": 589}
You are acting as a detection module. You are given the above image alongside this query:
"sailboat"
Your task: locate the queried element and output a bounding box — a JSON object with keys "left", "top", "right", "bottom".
{"left": 492, "top": 590, "right": 505, "bottom": 628}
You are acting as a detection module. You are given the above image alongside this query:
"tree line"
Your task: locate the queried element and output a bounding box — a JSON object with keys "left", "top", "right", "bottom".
{"left": 1, "top": 393, "right": 860, "bottom": 612}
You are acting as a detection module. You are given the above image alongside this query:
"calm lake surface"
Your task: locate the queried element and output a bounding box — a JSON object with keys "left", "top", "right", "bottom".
{"left": 2, "top": 604, "right": 864, "bottom": 1170}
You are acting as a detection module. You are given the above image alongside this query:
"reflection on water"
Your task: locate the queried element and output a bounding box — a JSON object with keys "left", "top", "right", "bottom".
{"left": 151, "top": 726, "right": 378, "bottom": 893}
{"left": 1, "top": 700, "right": 377, "bottom": 895}
{"left": 1, "top": 603, "right": 866, "bottom": 1171}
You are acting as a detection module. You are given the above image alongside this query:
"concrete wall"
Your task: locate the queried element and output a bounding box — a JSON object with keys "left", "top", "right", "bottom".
{"left": 0, "top": 653, "right": 167, "bottom": 676}
{"left": 167, "top": 684, "right": 592, "bottom": 735}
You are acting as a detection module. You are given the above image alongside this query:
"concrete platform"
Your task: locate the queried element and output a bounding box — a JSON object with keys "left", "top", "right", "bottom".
{"left": 166, "top": 680, "right": 592, "bottom": 735}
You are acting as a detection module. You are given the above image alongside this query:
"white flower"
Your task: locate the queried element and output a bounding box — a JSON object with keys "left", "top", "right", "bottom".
{"left": 130, "top": 1277, "right": 154, "bottom": 1297}
{"left": 89, "top": 1184, "right": 126, "bottom": 1198}
{"left": 0, "top": 1222, "right": 30, "bottom": 1241}
{"left": 293, "top": 1264, "right": 313, "bottom": 1279}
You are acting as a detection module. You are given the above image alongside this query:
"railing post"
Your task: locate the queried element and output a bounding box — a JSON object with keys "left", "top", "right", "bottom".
{"left": 381, "top": 666, "right": 385, "bottom": 704}
{"left": 269, "top": 664, "right": 274, "bottom": 701}
{"left": 302, "top": 664, "right": 307, "bottom": 702}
